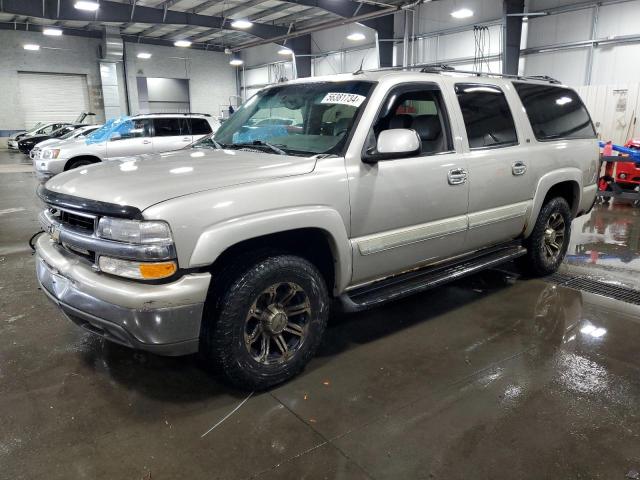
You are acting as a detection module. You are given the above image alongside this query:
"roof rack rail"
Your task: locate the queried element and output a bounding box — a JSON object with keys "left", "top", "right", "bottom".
{"left": 358, "top": 63, "right": 562, "bottom": 84}
{"left": 417, "top": 64, "right": 562, "bottom": 84}
{"left": 139, "top": 112, "right": 212, "bottom": 117}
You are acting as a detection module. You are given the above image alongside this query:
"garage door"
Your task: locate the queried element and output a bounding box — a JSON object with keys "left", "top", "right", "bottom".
{"left": 17, "top": 72, "right": 90, "bottom": 130}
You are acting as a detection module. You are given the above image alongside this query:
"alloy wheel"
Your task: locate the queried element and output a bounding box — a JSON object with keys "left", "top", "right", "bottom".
{"left": 542, "top": 212, "right": 566, "bottom": 260}
{"left": 244, "top": 282, "right": 311, "bottom": 365}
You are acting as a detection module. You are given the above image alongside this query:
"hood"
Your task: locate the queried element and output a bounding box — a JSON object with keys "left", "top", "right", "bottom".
{"left": 44, "top": 148, "right": 318, "bottom": 211}
{"left": 36, "top": 138, "right": 59, "bottom": 149}
{"left": 9, "top": 131, "right": 26, "bottom": 141}
{"left": 21, "top": 135, "right": 48, "bottom": 144}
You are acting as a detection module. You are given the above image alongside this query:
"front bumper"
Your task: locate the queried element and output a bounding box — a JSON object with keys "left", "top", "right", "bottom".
{"left": 35, "top": 234, "right": 211, "bottom": 356}
{"left": 8, "top": 139, "right": 19, "bottom": 149}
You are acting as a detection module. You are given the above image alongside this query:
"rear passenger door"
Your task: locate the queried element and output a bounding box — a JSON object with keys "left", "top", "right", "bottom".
{"left": 454, "top": 83, "right": 535, "bottom": 250}
{"left": 152, "top": 117, "right": 192, "bottom": 153}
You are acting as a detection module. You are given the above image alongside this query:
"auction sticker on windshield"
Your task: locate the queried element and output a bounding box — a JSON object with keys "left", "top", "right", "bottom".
{"left": 320, "top": 92, "right": 366, "bottom": 107}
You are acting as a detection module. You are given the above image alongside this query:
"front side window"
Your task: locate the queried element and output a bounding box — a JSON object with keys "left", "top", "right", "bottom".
{"left": 121, "top": 119, "right": 152, "bottom": 139}
{"left": 455, "top": 84, "right": 518, "bottom": 149}
{"left": 513, "top": 83, "right": 596, "bottom": 141}
{"left": 154, "top": 118, "right": 189, "bottom": 137}
{"left": 367, "top": 86, "right": 452, "bottom": 156}
{"left": 214, "top": 81, "right": 374, "bottom": 156}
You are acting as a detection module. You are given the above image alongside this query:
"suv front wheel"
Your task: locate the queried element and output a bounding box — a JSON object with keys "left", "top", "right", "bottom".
{"left": 200, "top": 254, "right": 329, "bottom": 390}
{"left": 520, "top": 197, "right": 572, "bottom": 276}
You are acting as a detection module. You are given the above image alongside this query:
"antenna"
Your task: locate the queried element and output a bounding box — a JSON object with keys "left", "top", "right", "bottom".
{"left": 353, "top": 56, "right": 366, "bottom": 75}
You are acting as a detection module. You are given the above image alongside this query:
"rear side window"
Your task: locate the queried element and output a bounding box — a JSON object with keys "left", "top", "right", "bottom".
{"left": 191, "top": 118, "right": 212, "bottom": 135}
{"left": 513, "top": 83, "right": 596, "bottom": 141}
{"left": 154, "top": 118, "right": 189, "bottom": 137}
{"left": 455, "top": 84, "right": 518, "bottom": 149}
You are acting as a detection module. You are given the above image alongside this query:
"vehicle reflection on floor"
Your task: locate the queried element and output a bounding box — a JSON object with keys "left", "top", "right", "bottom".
{"left": 563, "top": 200, "right": 640, "bottom": 288}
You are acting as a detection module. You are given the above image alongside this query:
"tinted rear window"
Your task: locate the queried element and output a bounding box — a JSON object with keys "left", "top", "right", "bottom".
{"left": 455, "top": 84, "right": 518, "bottom": 149}
{"left": 513, "top": 83, "right": 596, "bottom": 141}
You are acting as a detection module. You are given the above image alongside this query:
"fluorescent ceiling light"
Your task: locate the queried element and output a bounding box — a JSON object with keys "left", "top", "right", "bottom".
{"left": 137, "top": 52, "right": 152, "bottom": 59}
{"left": 451, "top": 8, "right": 473, "bottom": 18}
{"left": 174, "top": 40, "right": 192, "bottom": 47}
{"left": 74, "top": 1, "right": 100, "bottom": 11}
{"left": 278, "top": 47, "right": 293, "bottom": 55}
{"left": 347, "top": 32, "right": 366, "bottom": 41}
{"left": 229, "top": 58, "right": 244, "bottom": 66}
{"left": 23, "top": 44, "right": 40, "bottom": 51}
{"left": 231, "top": 19, "right": 253, "bottom": 29}
{"left": 43, "top": 28, "right": 63, "bottom": 36}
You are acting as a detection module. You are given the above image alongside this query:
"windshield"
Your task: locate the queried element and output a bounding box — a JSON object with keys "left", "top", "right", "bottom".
{"left": 52, "top": 126, "right": 75, "bottom": 138}
{"left": 59, "top": 128, "right": 82, "bottom": 140}
{"left": 26, "top": 122, "right": 44, "bottom": 133}
{"left": 214, "top": 81, "right": 374, "bottom": 156}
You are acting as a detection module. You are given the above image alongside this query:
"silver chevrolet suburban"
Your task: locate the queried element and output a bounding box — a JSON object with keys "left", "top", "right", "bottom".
{"left": 34, "top": 69, "right": 599, "bottom": 389}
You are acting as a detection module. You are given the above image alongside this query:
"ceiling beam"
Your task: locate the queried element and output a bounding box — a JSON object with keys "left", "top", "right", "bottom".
{"left": 0, "top": 21, "right": 226, "bottom": 50}
{"left": 0, "top": 0, "right": 288, "bottom": 39}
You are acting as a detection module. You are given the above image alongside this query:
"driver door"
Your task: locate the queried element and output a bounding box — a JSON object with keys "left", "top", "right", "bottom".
{"left": 348, "top": 83, "right": 470, "bottom": 285}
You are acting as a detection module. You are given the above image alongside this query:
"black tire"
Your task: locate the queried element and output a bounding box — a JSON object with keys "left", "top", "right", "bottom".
{"left": 519, "top": 197, "right": 572, "bottom": 277}
{"left": 66, "top": 158, "right": 97, "bottom": 170}
{"left": 200, "top": 254, "right": 329, "bottom": 390}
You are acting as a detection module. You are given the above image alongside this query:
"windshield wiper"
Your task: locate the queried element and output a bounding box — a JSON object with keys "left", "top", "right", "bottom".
{"left": 232, "top": 140, "right": 287, "bottom": 156}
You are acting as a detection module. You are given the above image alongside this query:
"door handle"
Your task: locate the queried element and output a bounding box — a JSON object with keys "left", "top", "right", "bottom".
{"left": 512, "top": 161, "right": 527, "bottom": 176}
{"left": 182, "top": 137, "right": 191, "bottom": 142}
{"left": 143, "top": 139, "right": 151, "bottom": 145}
{"left": 447, "top": 167, "right": 468, "bottom": 186}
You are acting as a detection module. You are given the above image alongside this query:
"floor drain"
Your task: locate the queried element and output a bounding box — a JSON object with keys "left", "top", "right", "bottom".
{"left": 545, "top": 274, "right": 640, "bottom": 306}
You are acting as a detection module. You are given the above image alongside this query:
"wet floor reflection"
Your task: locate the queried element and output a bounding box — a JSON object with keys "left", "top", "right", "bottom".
{"left": 564, "top": 201, "right": 640, "bottom": 288}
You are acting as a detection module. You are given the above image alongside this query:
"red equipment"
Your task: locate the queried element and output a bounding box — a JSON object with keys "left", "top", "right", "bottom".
{"left": 602, "top": 139, "right": 640, "bottom": 190}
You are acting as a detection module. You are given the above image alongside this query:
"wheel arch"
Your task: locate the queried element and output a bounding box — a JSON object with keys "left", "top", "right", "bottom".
{"left": 64, "top": 155, "right": 101, "bottom": 171}
{"left": 524, "top": 169, "right": 582, "bottom": 238}
{"left": 189, "top": 207, "right": 352, "bottom": 295}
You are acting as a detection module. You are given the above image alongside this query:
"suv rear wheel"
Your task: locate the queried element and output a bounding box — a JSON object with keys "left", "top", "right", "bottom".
{"left": 520, "top": 197, "right": 572, "bottom": 276}
{"left": 200, "top": 254, "right": 329, "bottom": 390}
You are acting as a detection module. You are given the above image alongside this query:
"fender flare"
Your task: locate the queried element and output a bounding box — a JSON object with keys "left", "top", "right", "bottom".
{"left": 523, "top": 168, "right": 583, "bottom": 237}
{"left": 189, "top": 206, "right": 352, "bottom": 293}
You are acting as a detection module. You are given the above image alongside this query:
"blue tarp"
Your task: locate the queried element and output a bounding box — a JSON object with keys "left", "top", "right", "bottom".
{"left": 85, "top": 116, "right": 134, "bottom": 145}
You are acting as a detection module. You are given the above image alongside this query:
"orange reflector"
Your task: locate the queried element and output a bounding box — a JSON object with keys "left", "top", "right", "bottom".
{"left": 139, "top": 261, "right": 177, "bottom": 279}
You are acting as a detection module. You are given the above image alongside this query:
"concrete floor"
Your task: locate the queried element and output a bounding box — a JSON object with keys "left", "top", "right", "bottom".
{"left": 2, "top": 149, "right": 640, "bottom": 479}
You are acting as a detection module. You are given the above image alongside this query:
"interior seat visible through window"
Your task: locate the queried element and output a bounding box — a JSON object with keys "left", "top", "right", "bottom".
{"left": 368, "top": 85, "right": 451, "bottom": 157}
{"left": 411, "top": 115, "right": 443, "bottom": 154}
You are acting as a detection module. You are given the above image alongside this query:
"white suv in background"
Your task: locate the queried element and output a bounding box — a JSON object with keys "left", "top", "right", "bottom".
{"left": 33, "top": 113, "right": 219, "bottom": 182}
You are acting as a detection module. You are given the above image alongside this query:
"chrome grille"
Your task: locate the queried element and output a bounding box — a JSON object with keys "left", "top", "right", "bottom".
{"left": 49, "top": 208, "right": 97, "bottom": 234}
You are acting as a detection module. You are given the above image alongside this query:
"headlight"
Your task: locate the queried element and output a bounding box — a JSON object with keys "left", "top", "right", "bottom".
{"left": 42, "top": 149, "right": 60, "bottom": 159}
{"left": 96, "top": 218, "right": 173, "bottom": 244}
{"left": 98, "top": 256, "right": 177, "bottom": 280}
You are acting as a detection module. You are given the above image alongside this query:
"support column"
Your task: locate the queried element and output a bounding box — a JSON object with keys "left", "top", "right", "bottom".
{"left": 503, "top": 0, "right": 525, "bottom": 75}
{"left": 291, "top": 35, "right": 312, "bottom": 78}
{"left": 364, "top": 16, "right": 394, "bottom": 68}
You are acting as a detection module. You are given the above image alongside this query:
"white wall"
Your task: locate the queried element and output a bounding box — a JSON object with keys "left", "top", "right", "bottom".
{"left": 0, "top": 30, "right": 105, "bottom": 133}
{"left": 124, "top": 43, "right": 237, "bottom": 118}
{"left": 522, "top": 0, "right": 640, "bottom": 86}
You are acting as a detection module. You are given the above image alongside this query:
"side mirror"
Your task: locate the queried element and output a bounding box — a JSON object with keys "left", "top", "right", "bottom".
{"left": 110, "top": 132, "right": 122, "bottom": 141}
{"left": 363, "top": 128, "right": 421, "bottom": 163}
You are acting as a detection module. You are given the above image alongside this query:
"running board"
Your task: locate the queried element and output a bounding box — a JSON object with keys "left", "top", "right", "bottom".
{"left": 340, "top": 244, "right": 527, "bottom": 312}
